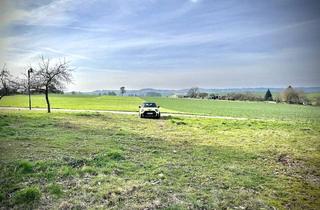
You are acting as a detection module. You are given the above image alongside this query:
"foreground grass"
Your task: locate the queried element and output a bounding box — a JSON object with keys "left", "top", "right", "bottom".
{"left": 0, "top": 110, "right": 319, "bottom": 209}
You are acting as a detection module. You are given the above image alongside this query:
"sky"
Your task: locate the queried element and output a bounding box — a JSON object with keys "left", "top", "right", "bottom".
{"left": 0, "top": 0, "right": 320, "bottom": 91}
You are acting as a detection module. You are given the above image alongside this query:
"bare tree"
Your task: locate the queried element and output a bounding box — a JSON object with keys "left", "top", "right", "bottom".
{"left": 281, "top": 85, "right": 305, "bottom": 104}
{"left": 16, "top": 71, "right": 41, "bottom": 94}
{"left": 35, "top": 56, "right": 73, "bottom": 113}
{"left": 187, "top": 87, "right": 199, "bottom": 98}
{"left": 0, "top": 64, "right": 13, "bottom": 100}
{"left": 120, "top": 86, "right": 126, "bottom": 96}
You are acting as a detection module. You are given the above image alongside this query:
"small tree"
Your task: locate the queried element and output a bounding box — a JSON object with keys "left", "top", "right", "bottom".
{"left": 35, "top": 56, "right": 73, "bottom": 113}
{"left": 120, "top": 86, "right": 126, "bottom": 96}
{"left": 187, "top": 87, "right": 199, "bottom": 98}
{"left": 264, "top": 89, "right": 273, "bottom": 101}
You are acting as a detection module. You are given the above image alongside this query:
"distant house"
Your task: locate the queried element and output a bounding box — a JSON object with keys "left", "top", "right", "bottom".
{"left": 169, "top": 94, "right": 178, "bottom": 98}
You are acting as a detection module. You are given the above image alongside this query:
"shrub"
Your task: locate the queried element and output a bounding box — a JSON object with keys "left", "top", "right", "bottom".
{"left": 14, "top": 187, "right": 41, "bottom": 204}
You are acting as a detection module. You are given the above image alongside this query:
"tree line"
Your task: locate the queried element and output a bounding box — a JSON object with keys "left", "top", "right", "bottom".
{"left": 185, "top": 86, "right": 317, "bottom": 105}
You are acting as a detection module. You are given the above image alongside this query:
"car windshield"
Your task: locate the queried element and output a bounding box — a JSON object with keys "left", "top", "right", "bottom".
{"left": 143, "top": 103, "right": 157, "bottom": 108}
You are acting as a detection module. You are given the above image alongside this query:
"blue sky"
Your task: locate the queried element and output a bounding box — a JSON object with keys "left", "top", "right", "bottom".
{"left": 0, "top": 0, "right": 319, "bottom": 91}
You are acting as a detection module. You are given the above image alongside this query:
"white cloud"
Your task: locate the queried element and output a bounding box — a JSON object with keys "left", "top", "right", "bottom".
{"left": 1, "top": 0, "right": 319, "bottom": 90}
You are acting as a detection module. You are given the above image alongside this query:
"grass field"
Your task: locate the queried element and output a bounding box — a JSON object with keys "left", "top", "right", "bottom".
{"left": 145, "top": 97, "right": 320, "bottom": 121}
{"left": 0, "top": 110, "right": 319, "bottom": 209}
{"left": 1, "top": 94, "right": 320, "bottom": 121}
{"left": 0, "top": 95, "right": 143, "bottom": 111}
{"left": 0, "top": 95, "right": 176, "bottom": 113}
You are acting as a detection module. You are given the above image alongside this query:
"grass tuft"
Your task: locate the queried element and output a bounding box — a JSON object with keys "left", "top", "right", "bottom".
{"left": 17, "top": 160, "right": 33, "bottom": 174}
{"left": 80, "top": 166, "right": 98, "bottom": 176}
{"left": 47, "top": 184, "right": 63, "bottom": 197}
{"left": 107, "top": 149, "right": 124, "bottom": 161}
{"left": 14, "top": 186, "right": 41, "bottom": 205}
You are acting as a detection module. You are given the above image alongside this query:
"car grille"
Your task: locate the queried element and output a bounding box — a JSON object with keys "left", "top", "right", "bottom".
{"left": 144, "top": 111, "right": 156, "bottom": 116}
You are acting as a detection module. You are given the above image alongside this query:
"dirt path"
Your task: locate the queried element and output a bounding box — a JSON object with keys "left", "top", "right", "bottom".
{"left": 0, "top": 106, "right": 248, "bottom": 120}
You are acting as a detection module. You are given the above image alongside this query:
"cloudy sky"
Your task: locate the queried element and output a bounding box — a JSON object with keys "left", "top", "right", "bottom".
{"left": 0, "top": 0, "right": 319, "bottom": 91}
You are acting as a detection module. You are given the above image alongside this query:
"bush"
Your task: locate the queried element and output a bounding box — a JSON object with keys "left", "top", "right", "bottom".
{"left": 14, "top": 187, "right": 41, "bottom": 204}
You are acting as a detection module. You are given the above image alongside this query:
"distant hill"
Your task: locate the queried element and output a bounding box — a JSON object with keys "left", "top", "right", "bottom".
{"left": 75, "top": 87, "right": 320, "bottom": 96}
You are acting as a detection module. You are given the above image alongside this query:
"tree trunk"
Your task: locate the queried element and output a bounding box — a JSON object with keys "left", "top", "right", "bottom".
{"left": 45, "top": 86, "right": 51, "bottom": 113}
{"left": 0, "top": 87, "right": 8, "bottom": 100}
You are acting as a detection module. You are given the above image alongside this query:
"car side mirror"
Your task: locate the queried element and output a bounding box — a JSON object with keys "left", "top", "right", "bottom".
{"left": 158, "top": 106, "right": 160, "bottom": 108}
{"left": 139, "top": 105, "right": 141, "bottom": 108}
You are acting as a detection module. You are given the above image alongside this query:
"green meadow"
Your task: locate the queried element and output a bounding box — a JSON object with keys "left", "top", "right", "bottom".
{"left": 0, "top": 95, "right": 320, "bottom": 209}
{"left": 0, "top": 110, "right": 319, "bottom": 209}
{"left": 144, "top": 97, "right": 320, "bottom": 121}
{"left": 1, "top": 94, "right": 320, "bottom": 121}
{"left": 0, "top": 95, "right": 144, "bottom": 111}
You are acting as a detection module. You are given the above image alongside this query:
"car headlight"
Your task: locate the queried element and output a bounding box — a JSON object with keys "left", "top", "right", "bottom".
{"left": 141, "top": 109, "right": 144, "bottom": 112}
{"left": 155, "top": 109, "right": 158, "bottom": 112}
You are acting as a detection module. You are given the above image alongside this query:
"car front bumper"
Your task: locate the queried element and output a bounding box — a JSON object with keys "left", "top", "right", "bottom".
{"left": 141, "top": 111, "right": 160, "bottom": 118}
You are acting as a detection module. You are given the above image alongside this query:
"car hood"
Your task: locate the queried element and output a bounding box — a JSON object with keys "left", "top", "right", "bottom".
{"left": 142, "top": 107, "right": 158, "bottom": 110}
